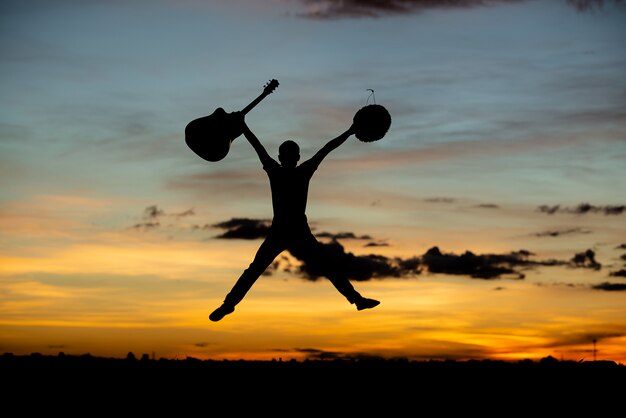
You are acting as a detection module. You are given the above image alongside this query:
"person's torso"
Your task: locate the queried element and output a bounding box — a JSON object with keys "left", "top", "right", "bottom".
{"left": 266, "top": 163, "right": 315, "bottom": 224}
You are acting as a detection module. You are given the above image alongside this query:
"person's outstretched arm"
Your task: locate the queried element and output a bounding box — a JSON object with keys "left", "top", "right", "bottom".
{"left": 236, "top": 112, "right": 276, "bottom": 168}
{"left": 307, "top": 124, "right": 355, "bottom": 169}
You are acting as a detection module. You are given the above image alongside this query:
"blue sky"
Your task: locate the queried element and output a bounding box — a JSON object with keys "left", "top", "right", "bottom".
{"left": 1, "top": 0, "right": 625, "bottom": 361}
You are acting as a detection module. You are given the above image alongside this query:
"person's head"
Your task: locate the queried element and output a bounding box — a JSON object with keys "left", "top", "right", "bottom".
{"left": 278, "top": 140, "right": 300, "bottom": 168}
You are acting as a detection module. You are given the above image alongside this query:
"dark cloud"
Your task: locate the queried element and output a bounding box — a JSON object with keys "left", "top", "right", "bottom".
{"left": 297, "top": 244, "right": 573, "bottom": 281}
{"left": 609, "top": 269, "right": 626, "bottom": 278}
{"left": 132, "top": 205, "right": 195, "bottom": 230}
{"left": 420, "top": 247, "right": 552, "bottom": 280}
{"left": 294, "top": 348, "right": 344, "bottom": 360}
{"left": 537, "top": 203, "right": 625, "bottom": 216}
{"left": 210, "top": 218, "right": 604, "bottom": 282}
{"left": 617, "top": 244, "right": 626, "bottom": 250}
{"left": 424, "top": 197, "right": 455, "bottom": 203}
{"left": 537, "top": 205, "right": 560, "bottom": 215}
{"left": 191, "top": 224, "right": 213, "bottom": 230}
{"left": 294, "top": 348, "right": 384, "bottom": 361}
{"left": 475, "top": 204, "right": 500, "bottom": 209}
{"left": 194, "top": 342, "right": 209, "bottom": 348}
{"left": 297, "top": 0, "right": 525, "bottom": 19}
{"left": 534, "top": 228, "right": 591, "bottom": 238}
{"left": 535, "top": 282, "right": 584, "bottom": 289}
{"left": 543, "top": 330, "right": 626, "bottom": 348}
{"left": 173, "top": 208, "right": 195, "bottom": 219}
{"left": 212, "top": 219, "right": 375, "bottom": 242}
{"left": 591, "top": 282, "right": 626, "bottom": 291}
{"left": 212, "top": 218, "right": 272, "bottom": 240}
{"left": 143, "top": 205, "right": 195, "bottom": 220}
{"left": 364, "top": 241, "right": 390, "bottom": 247}
{"left": 132, "top": 221, "right": 160, "bottom": 230}
{"left": 316, "top": 231, "right": 372, "bottom": 240}
{"left": 143, "top": 205, "right": 164, "bottom": 220}
{"left": 571, "top": 249, "right": 601, "bottom": 270}
{"left": 296, "top": 240, "right": 421, "bottom": 281}
{"left": 566, "top": 0, "right": 625, "bottom": 12}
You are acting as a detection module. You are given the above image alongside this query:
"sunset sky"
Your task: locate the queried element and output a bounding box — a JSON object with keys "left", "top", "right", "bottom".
{"left": 1, "top": 0, "right": 625, "bottom": 363}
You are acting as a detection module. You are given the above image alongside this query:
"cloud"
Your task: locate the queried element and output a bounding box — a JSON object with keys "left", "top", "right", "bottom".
{"left": 130, "top": 205, "right": 195, "bottom": 230}
{"left": 538, "top": 203, "right": 625, "bottom": 216}
{"left": 570, "top": 249, "right": 601, "bottom": 270}
{"left": 132, "top": 221, "right": 160, "bottom": 230}
{"left": 591, "top": 282, "right": 626, "bottom": 291}
{"left": 212, "top": 218, "right": 376, "bottom": 242}
{"left": 420, "top": 247, "right": 556, "bottom": 280}
{"left": 295, "top": 240, "right": 421, "bottom": 281}
{"left": 143, "top": 205, "right": 195, "bottom": 220}
{"left": 475, "top": 204, "right": 500, "bottom": 209}
{"left": 534, "top": 228, "right": 591, "bottom": 238}
{"left": 316, "top": 231, "right": 372, "bottom": 240}
{"left": 212, "top": 218, "right": 272, "bottom": 240}
{"left": 543, "top": 330, "right": 626, "bottom": 348}
{"left": 424, "top": 197, "right": 455, "bottom": 203}
{"left": 143, "top": 205, "right": 165, "bottom": 220}
{"left": 364, "top": 241, "right": 390, "bottom": 247}
{"left": 294, "top": 347, "right": 385, "bottom": 361}
{"left": 566, "top": 0, "right": 625, "bottom": 12}
{"left": 294, "top": 347, "right": 344, "bottom": 360}
{"left": 209, "top": 217, "right": 606, "bottom": 281}
{"left": 172, "top": 208, "right": 195, "bottom": 219}
{"left": 609, "top": 269, "right": 626, "bottom": 278}
{"left": 297, "top": 0, "right": 525, "bottom": 19}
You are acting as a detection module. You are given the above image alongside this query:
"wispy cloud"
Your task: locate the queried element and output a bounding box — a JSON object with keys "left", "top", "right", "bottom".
{"left": 591, "top": 282, "right": 626, "bottom": 291}
{"left": 534, "top": 228, "right": 591, "bottom": 238}
{"left": 566, "top": 0, "right": 625, "bottom": 12}
{"left": 295, "top": 0, "right": 625, "bottom": 19}
{"left": 316, "top": 231, "right": 372, "bottom": 240}
{"left": 538, "top": 203, "right": 625, "bottom": 216}
{"left": 297, "top": 0, "right": 525, "bottom": 19}
{"left": 475, "top": 204, "right": 500, "bottom": 209}
{"left": 131, "top": 205, "right": 195, "bottom": 230}
{"left": 424, "top": 197, "right": 455, "bottom": 204}
{"left": 364, "top": 241, "right": 390, "bottom": 247}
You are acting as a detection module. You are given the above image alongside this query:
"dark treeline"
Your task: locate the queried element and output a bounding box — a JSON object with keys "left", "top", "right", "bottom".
{"left": 2, "top": 352, "right": 623, "bottom": 412}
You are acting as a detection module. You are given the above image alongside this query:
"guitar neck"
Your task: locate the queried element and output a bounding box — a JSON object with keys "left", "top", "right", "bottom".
{"left": 241, "top": 91, "right": 270, "bottom": 115}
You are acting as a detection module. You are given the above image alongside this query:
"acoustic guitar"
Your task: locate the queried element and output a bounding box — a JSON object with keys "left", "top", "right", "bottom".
{"left": 185, "top": 79, "right": 280, "bottom": 162}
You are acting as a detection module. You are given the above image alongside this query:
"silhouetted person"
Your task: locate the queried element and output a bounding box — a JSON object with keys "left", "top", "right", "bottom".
{"left": 209, "top": 112, "right": 380, "bottom": 321}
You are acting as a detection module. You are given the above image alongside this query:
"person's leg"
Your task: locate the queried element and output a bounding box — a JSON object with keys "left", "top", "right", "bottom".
{"left": 289, "top": 230, "right": 380, "bottom": 310}
{"left": 210, "top": 235, "right": 284, "bottom": 321}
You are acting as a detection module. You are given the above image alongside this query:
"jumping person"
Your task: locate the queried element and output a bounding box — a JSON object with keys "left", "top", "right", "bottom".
{"left": 209, "top": 112, "right": 380, "bottom": 321}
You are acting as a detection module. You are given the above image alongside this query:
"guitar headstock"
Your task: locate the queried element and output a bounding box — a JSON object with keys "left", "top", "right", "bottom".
{"left": 263, "top": 79, "right": 279, "bottom": 95}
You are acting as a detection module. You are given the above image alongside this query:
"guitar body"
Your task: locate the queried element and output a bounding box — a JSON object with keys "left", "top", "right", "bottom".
{"left": 185, "top": 107, "right": 241, "bottom": 162}
{"left": 185, "top": 79, "right": 279, "bottom": 162}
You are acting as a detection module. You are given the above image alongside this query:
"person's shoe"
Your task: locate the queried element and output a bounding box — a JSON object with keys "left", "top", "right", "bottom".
{"left": 209, "top": 303, "right": 235, "bottom": 322}
{"left": 355, "top": 297, "right": 380, "bottom": 311}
